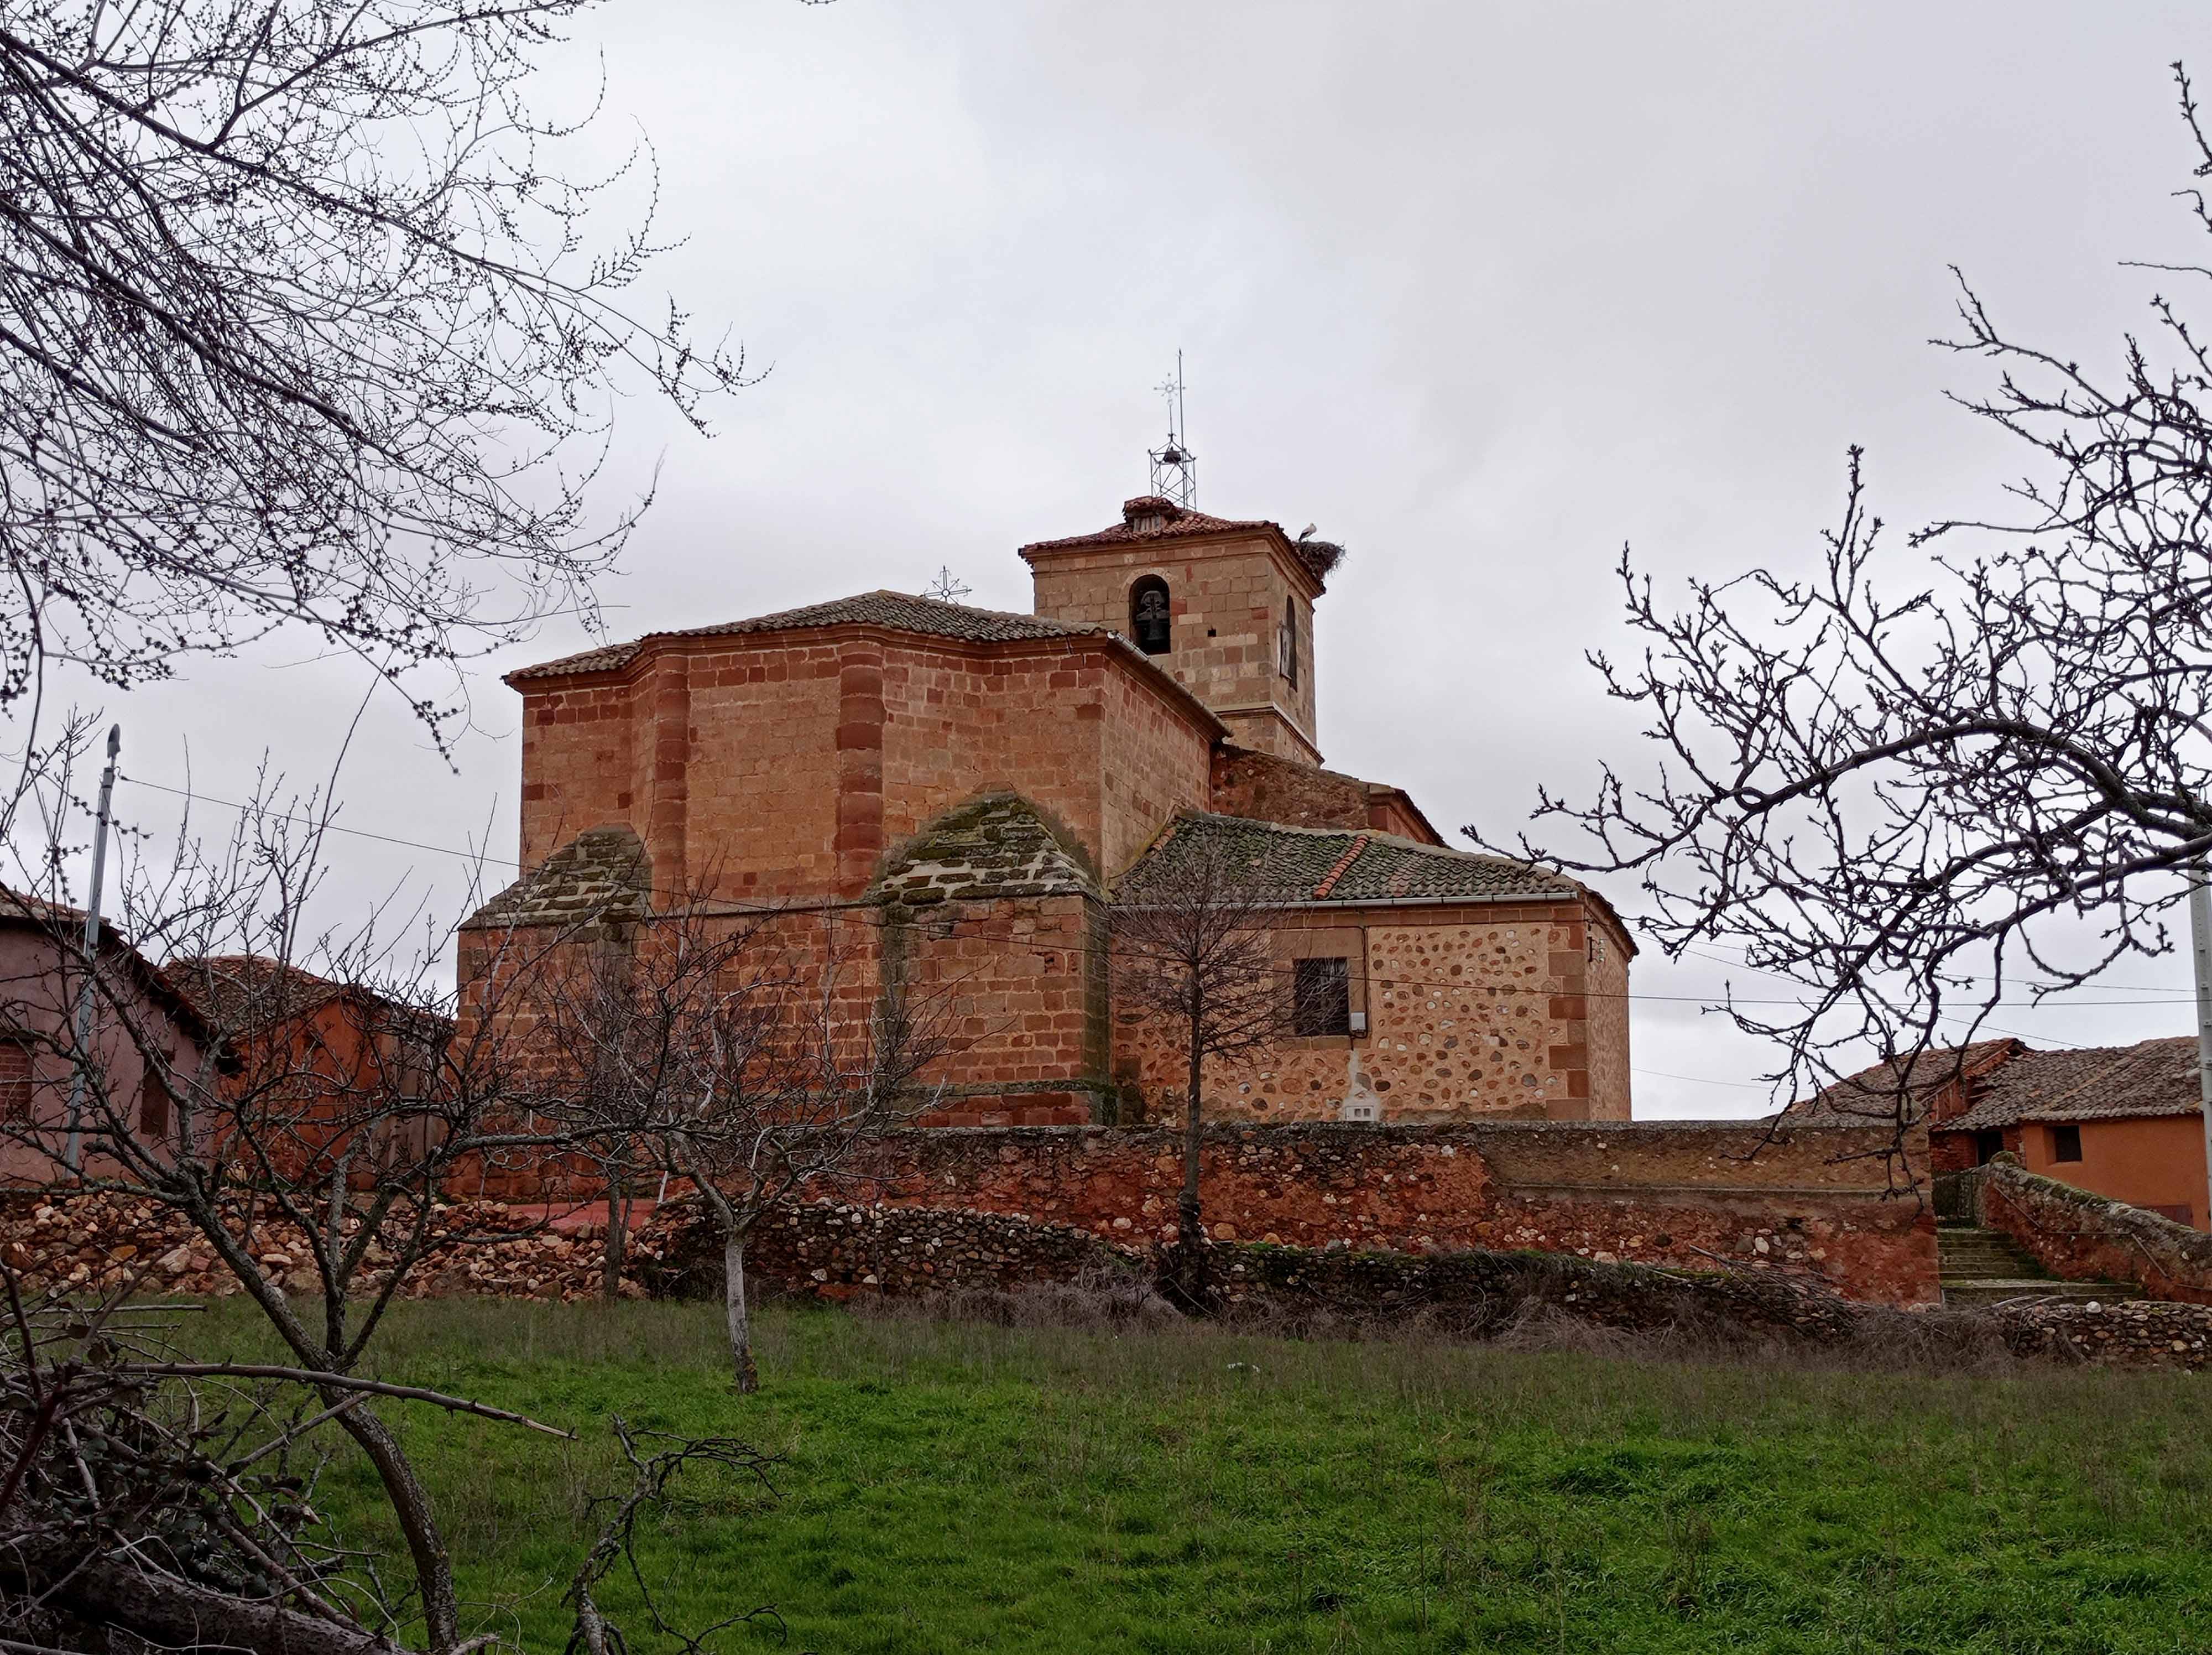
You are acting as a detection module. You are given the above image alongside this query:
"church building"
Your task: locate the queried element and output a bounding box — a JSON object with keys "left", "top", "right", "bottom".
{"left": 460, "top": 493, "right": 1635, "bottom": 1126}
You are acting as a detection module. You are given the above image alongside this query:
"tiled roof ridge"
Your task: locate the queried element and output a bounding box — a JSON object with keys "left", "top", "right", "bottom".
{"left": 1194, "top": 810, "right": 1561, "bottom": 872}
{"left": 1117, "top": 810, "right": 1583, "bottom": 908}
{"left": 1962, "top": 1035, "right": 2203, "bottom": 1127}
{"left": 1019, "top": 507, "right": 1279, "bottom": 555}
{"left": 0, "top": 887, "right": 212, "bottom": 1039}
{"left": 508, "top": 590, "right": 1112, "bottom": 683}
{"left": 1310, "top": 832, "right": 1370, "bottom": 899}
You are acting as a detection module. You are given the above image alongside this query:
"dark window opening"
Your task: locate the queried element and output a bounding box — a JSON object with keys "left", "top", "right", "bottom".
{"left": 1279, "top": 597, "right": 1298, "bottom": 686}
{"left": 1130, "top": 576, "right": 1172, "bottom": 655}
{"left": 0, "top": 1040, "right": 29, "bottom": 1122}
{"left": 1293, "top": 957, "right": 1350, "bottom": 1037}
{"left": 138, "top": 1069, "right": 171, "bottom": 1139}
{"left": 1972, "top": 1128, "right": 2006, "bottom": 1166}
{"left": 2050, "top": 1123, "right": 2083, "bottom": 1163}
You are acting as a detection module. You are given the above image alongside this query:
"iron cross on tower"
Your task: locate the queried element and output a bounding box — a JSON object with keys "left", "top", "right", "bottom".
{"left": 1147, "top": 350, "right": 1197, "bottom": 509}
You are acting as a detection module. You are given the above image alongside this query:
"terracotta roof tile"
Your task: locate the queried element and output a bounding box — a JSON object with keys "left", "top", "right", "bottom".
{"left": 1782, "top": 1042, "right": 2020, "bottom": 1126}
{"left": 874, "top": 794, "right": 1099, "bottom": 905}
{"left": 462, "top": 825, "right": 652, "bottom": 932}
{"left": 1021, "top": 499, "right": 1342, "bottom": 584}
{"left": 1953, "top": 1037, "right": 2206, "bottom": 1130}
{"left": 1786, "top": 1034, "right": 2209, "bottom": 1131}
{"left": 1116, "top": 813, "right": 1578, "bottom": 906}
{"left": 508, "top": 591, "right": 1108, "bottom": 683}
{"left": 170, "top": 954, "right": 452, "bottom": 1044}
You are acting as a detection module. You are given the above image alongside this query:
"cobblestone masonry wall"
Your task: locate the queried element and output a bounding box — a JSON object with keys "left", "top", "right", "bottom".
{"left": 1113, "top": 904, "right": 1631, "bottom": 1125}
{"left": 838, "top": 1120, "right": 1939, "bottom": 1304}
{"left": 1981, "top": 1157, "right": 2212, "bottom": 1304}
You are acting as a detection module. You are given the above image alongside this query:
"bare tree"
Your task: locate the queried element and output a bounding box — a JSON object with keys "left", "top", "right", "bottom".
{"left": 0, "top": 1272, "right": 765, "bottom": 1655}
{"left": 0, "top": 777, "right": 693, "bottom": 1653}
{"left": 1112, "top": 821, "right": 1290, "bottom": 1303}
{"left": 0, "top": 1, "right": 749, "bottom": 742}
{"left": 535, "top": 901, "right": 948, "bottom": 1393}
{"left": 1493, "top": 63, "right": 2212, "bottom": 1141}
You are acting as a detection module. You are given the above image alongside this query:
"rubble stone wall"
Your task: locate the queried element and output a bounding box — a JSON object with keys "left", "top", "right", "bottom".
{"left": 1981, "top": 1158, "right": 2212, "bottom": 1304}
{"left": 1110, "top": 904, "right": 1632, "bottom": 1126}
{"left": 842, "top": 1119, "right": 1940, "bottom": 1305}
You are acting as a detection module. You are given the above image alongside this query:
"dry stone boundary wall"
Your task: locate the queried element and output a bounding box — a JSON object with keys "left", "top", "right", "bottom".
{"left": 1979, "top": 1156, "right": 2212, "bottom": 1305}
{"left": 6, "top": 1186, "right": 2208, "bottom": 1372}
{"left": 839, "top": 1120, "right": 1941, "bottom": 1305}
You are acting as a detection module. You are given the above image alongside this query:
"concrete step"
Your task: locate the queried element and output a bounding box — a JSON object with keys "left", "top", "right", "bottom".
{"left": 1940, "top": 1278, "right": 2137, "bottom": 1307}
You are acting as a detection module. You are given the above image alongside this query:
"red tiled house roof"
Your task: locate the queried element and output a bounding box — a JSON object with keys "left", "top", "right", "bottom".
{"left": 1787, "top": 1035, "right": 2208, "bottom": 1131}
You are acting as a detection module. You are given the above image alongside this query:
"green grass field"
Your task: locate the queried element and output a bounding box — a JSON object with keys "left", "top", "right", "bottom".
{"left": 202, "top": 1297, "right": 2212, "bottom": 1654}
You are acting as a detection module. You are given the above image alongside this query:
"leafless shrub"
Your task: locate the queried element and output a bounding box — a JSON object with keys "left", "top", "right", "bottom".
{"left": 847, "top": 1265, "right": 1182, "bottom": 1335}
{"left": 0, "top": 1271, "right": 584, "bottom": 1655}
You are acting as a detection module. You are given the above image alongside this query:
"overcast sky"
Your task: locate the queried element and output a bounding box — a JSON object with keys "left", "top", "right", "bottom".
{"left": 65, "top": 1, "right": 2212, "bottom": 1117}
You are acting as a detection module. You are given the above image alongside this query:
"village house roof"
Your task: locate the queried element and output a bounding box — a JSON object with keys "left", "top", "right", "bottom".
{"left": 1787, "top": 1035, "right": 2205, "bottom": 1130}
{"left": 1783, "top": 1040, "right": 2021, "bottom": 1126}
{"left": 1954, "top": 1037, "right": 2207, "bottom": 1129}
{"left": 1115, "top": 812, "right": 1585, "bottom": 907}
{"left": 0, "top": 889, "right": 211, "bottom": 1043}
{"left": 507, "top": 591, "right": 1112, "bottom": 683}
{"left": 1019, "top": 497, "right": 1344, "bottom": 586}
{"left": 170, "top": 955, "right": 452, "bottom": 1047}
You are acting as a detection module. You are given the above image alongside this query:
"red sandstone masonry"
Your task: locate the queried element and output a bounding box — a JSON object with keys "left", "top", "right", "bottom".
{"left": 514, "top": 627, "right": 1218, "bottom": 899}
{"left": 836, "top": 1120, "right": 1940, "bottom": 1305}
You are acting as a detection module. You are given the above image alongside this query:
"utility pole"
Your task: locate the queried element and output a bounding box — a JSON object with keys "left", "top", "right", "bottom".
{"left": 62, "top": 725, "right": 120, "bottom": 1175}
{"left": 2191, "top": 860, "right": 2212, "bottom": 1230}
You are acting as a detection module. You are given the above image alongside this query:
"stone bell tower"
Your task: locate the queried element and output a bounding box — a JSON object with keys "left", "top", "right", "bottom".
{"left": 1020, "top": 496, "right": 1340, "bottom": 765}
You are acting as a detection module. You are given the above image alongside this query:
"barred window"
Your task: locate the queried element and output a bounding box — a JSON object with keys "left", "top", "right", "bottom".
{"left": 1292, "top": 957, "right": 1350, "bottom": 1037}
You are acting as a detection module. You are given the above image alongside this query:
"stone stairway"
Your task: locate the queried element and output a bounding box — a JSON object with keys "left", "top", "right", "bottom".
{"left": 1937, "top": 1220, "right": 2137, "bottom": 1306}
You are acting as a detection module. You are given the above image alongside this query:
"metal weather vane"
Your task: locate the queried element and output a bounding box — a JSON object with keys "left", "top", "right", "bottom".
{"left": 1148, "top": 351, "right": 1197, "bottom": 509}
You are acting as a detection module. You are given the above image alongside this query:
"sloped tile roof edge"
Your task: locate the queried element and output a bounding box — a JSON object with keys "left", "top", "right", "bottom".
{"left": 1112, "top": 810, "right": 1597, "bottom": 905}
{"left": 1018, "top": 509, "right": 1335, "bottom": 588}
{"left": 502, "top": 590, "right": 1228, "bottom": 740}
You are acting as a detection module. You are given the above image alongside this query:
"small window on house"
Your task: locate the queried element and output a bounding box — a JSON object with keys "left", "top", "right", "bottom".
{"left": 1129, "top": 576, "right": 1172, "bottom": 655}
{"left": 1293, "top": 957, "right": 1351, "bottom": 1037}
{"left": 2051, "top": 1123, "right": 2083, "bottom": 1163}
{"left": 1279, "top": 597, "right": 1298, "bottom": 687}
{"left": 138, "top": 1069, "right": 171, "bottom": 1140}
{"left": 0, "top": 1039, "right": 30, "bottom": 1122}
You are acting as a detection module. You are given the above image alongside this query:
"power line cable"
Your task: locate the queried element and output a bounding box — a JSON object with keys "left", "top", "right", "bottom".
{"left": 111, "top": 774, "right": 2187, "bottom": 1021}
